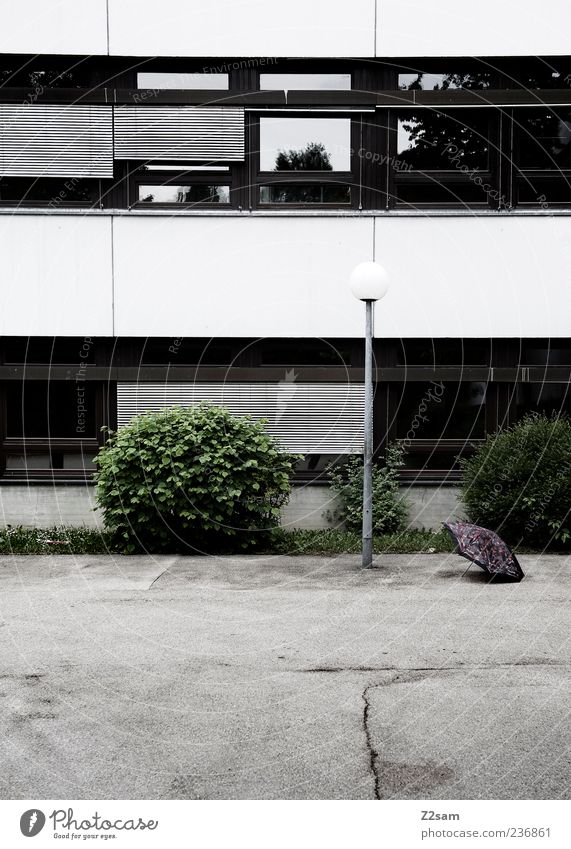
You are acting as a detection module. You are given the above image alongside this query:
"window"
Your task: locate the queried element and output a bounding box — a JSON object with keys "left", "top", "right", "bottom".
{"left": 2, "top": 338, "right": 96, "bottom": 365}
{"left": 515, "top": 109, "right": 571, "bottom": 170}
{"left": 397, "top": 111, "right": 489, "bottom": 171}
{"left": 259, "top": 117, "right": 351, "bottom": 172}
{"left": 516, "top": 383, "right": 571, "bottom": 418}
{"left": 259, "top": 184, "right": 350, "bottom": 204}
{"left": 395, "top": 339, "right": 492, "bottom": 367}
{"left": 137, "top": 72, "right": 229, "bottom": 90}
{"left": 6, "top": 383, "right": 97, "bottom": 439}
{"left": 398, "top": 72, "right": 492, "bottom": 91}
{"left": 390, "top": 109, "right": 497, "bottom": 207}
{"left": 395, "top": 381, "right": 487, "bottom": 441}
{"left": 138, "top": 184, "right": 230, "bottom": 204}
{"left": 1, "top": 380, "right": 109, "bottom": 480}
{"left": 0, "top": 178, "right": 98, "bottom": 207}
{"left": 256, "top": 115, "right": 354, "bottom": 206}
{"left": 131, "top": 162, "right": 235, "bottom": 207}
{"left": 260, "top": 73, "right": 351, "bottom": 90}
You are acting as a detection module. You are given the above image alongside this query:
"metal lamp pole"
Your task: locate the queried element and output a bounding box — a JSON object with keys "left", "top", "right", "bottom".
{"left": 349, "top": 262, "right": 390, "bottom": 569}
{"left": 363, "top": 298, "right": 374, "bottom": 568}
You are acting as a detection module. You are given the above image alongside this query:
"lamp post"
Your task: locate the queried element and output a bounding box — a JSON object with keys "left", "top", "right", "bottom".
{"left": 350, "top": 262, "right": 390, "bottom": 569}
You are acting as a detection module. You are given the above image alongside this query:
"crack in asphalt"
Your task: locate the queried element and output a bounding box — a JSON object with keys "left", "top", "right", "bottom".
{"left": 362, "top": 682, "right": 382, "bottom": 800}
{"left": 300, "top": 660, "right": 564, "bottom": 674}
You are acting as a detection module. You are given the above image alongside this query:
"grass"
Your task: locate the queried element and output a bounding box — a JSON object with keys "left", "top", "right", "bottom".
{"left": 269, "top": 528, "right": 455, "bottom": 555}
{"left": 0, "top": 525, "right": 455, "bottom": 555}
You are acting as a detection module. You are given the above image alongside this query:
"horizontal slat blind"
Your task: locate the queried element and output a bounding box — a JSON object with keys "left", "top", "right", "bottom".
{"left": 113, "top": 106, "right": 245, "bottom": 161}
{"left": 117, "top": 382, "right": 364, "bottom": 454}
{"left": 0, "top": 104, "right": 113, "bottom": 177}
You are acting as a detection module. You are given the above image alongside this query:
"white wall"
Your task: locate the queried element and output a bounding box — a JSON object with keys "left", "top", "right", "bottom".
{"left": 1, "top": 213, "right": 571, "bottom": 339}
{"left": 0, "top": 0, "right": 108, "bottom": 56}
{"left": 107, "top": 0, "right": 376, "bottom": 58}
{"left": 1, "top": 0, "right": 570, "bottom": 59}
{"left": 374, "top": 216, "right": 571, "bottom": 339}
{"left": 112, "top": 216, "right": 373, "bottom": 337}
{"left": 377, "top": 0, "right": 571, "bottom": 58}
{"left": 0, "top": 216, "right": 113, "bottom": 336}
{"left": 2, "top": 0, "right": 570, "bottom": 58}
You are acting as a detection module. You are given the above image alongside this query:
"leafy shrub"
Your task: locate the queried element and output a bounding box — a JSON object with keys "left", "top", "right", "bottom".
{"left": 326, "top": 445, "right": 408, "bottom": 533}
{"left": 94, "top": 403, "right": 298, "bottom": 553}
{"left": 459, "top": 412, "right": 571, "bottom": 548}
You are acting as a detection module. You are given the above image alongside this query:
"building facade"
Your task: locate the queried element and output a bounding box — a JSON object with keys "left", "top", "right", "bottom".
{"left": 0, "top": 0, "right": 570, "bottom": 528}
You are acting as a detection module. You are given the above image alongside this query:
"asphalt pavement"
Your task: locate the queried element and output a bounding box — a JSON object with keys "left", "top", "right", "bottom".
{"left": 0, "top": 552, "right": 568, "bottom": 799}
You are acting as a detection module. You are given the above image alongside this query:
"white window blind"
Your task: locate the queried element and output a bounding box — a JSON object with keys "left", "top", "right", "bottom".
{"left": 113, "top": 106, "right": 245, "bottom": 162}
{"left": 0, "top": 104, "right": 113, "bottom": 177}
{"left": 117, "top": 382, "right": 364, "bottom": 454}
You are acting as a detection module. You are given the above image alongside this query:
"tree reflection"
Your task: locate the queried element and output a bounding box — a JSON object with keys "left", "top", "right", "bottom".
{"left": 400, "top": 72, "right": 492, "bottom": 91}
{"left": 274, "top": 141, "right": 333, "bottom": 171}
{"left": 398, "top": 111, "right": 489, "bottom": 170}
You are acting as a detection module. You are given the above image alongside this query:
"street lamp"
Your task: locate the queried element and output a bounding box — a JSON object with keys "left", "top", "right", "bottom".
{"left": 350, "top": 261, "right": 390, "bottom": 569}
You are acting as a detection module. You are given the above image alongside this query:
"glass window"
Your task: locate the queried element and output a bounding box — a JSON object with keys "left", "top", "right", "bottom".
{"left": 399, "top": 72, "right": 492, "bottom": 91}
{"left": 261, "top": 341, "right": 351, "bottom": 365}
{"left": 516, "top": 383, "right": 571, "bottom": 418}
{"left": 6, "top": 383, "right": 97, "bottom": 438}
{"left": 392, "top": 181, "right": 489, "bottom": 206}
{"left": 0, "top": 178, "right": 96, "bottom": 205}
{"left": 395, "top": 381, "right": 487, "bottom": 440}
{"left": 516, "top": 174, "right": 571, "bottom": 206}
{"left": 140, "top": 339, "right": 232, "bottom": 365}
{"left": 259, "top": 117, "right": 351, "bottom": 171}
{"left": 2, "top": 338, "right": 96, "bottom": 365}
{"left": 397, "top": 110, "right": 489, "bottom": 171}
{"left": 395, "top": 340, "right": 491, "bottom": 366}
{"left": 260, "top": 73, "right": 351, "bottom": 90}
{"left": 137, "top": 72, "right": 229, "bottom": 90}
{"left": 259, "top": 184, "right": 350, "bottom": 204}
{"left": 138, "top": 185, "right": 230, "bottom": 203}
{"left": 520, "top": 340, "right": 571, "bottom": 365}
{"left": 515, "top": 109, "right": 571, "bottom": 169}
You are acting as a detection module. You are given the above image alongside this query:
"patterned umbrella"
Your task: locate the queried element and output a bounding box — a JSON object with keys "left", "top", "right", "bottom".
{"left": 443, "top": 520, "right": 524, "bottom": 582}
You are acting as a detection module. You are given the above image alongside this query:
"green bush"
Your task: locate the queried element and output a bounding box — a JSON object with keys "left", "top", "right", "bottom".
{"left": 94, "top": 403, "right": 298, "bottom": 553}
{"left": 459, "top": 412, "right": 571, "bottom": 548}
{"left": 326, "top": 445, "right": 408, "bottom": 534}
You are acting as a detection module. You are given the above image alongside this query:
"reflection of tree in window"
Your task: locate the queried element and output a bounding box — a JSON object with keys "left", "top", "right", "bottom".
{"left": 274, "top": 142, "right": 333, "bottom": 172}
{"left": 398, "top": 111, "right": 489, "bottom": 170}
{"left": 400, "top": 72, "right": 492, "bottom": 91}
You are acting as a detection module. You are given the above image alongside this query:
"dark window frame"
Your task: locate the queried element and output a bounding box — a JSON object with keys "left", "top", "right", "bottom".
{"left": 252, "top": 109, "right": 360, "bottom": 209}
{"left": 387, "top": 107, "right": 502, "bottom": 209}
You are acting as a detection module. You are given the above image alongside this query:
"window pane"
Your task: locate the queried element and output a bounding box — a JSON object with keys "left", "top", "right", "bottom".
{"left": 395, "top": 381, "right": 487, "bottom": 440}
{"left": 140, "top": 339, "right": 232, "bottom": 365}
{"left": 399, "top": 72, "right": 492, "bottom": 91}
{"left": 395, "top": 339, "right": 492, "bottom": 366}
{"left": 397, "top": 111, "right": 489, "bottom": 170}
{"left": 515, "top": 109, "right": 571, "bottom": 169}
{"left": 520, "top": 340, "right": 571, "bottom": 365}
{"left": 260, "top": 341, "right": 351, "bottom": 365}
{"left": 260, "top": 73, "right": 351, "bottom": 90}
{"left": 137, "top": 72, "right": 228, "bottom": 90}
{"left": 138, "top": 185, "right": 230, "bottom": 203}
{"left": 2, "top": 338, "right": 96, "bottom": 364}
{"left": 516, "top": 383, "right": 571, "bottom": 418}
{"left": 392, "top": 180, "right": 489, "bottom": 206}
{"left": 260, "top": 117, "right": 351, "bottom": 171}
{"left": 6, "top": 383, "right": 97, "bottom": 438}
{"left": 259, "top": 184, "right": 350, "bottom": 204}
{"left": 516, "top": 174, "right": 571, "bottom": 205}
{"left": 0, "top": 178, "right": 96, "bottom": 205}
